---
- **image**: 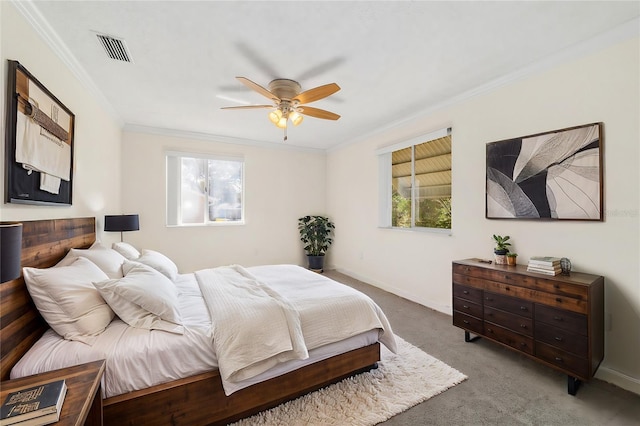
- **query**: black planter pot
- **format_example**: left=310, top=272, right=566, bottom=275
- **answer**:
left=307, top=255, right=325, bottom=272
left=494, top=249, right=508, bottom=265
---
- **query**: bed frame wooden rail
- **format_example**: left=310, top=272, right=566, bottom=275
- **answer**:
left=0, top=217, right=380, bottom=425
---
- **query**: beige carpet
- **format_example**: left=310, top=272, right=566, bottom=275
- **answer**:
left=231, top=336, right=467, bottom=426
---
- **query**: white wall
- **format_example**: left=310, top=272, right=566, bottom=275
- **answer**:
left=120, top=130, right=327, bottom=272
left=327, top=37, right=640, bottom=394
left=0, top=2, right=122, bottom=230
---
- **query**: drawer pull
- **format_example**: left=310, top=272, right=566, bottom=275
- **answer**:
left=520, top=306, right=528, bottom=311
left=520, top=342, right=527, bottom=347
left=486, top=297, right=493, bottom=301
left=486, top=328, right=493, bottom=333
left=553, top=316, right=564, bottom=322
left=463, top=320, right=470, bottom=324
left=505, top=276, right=511, bottom=280
left=463, top=290, right=469, bottom=294
left=463, top=305, right=470, bottom=309
left=520, top=324, right=527, bottom=329
left=555, top=357, right=563, bottom=362
left=554, top=336, right=563, bottom=341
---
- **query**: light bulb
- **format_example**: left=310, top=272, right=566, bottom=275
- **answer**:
left=276, top=116, right=288, bottom=128
left=290, top=111, right=303, bottom=126
left=268, top=109, right=282, bottom=124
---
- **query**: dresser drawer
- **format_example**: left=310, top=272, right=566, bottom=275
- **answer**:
left=484, top=306, right=533, bottom=337
left=484, top=292, right=533, bottom=318
left=535, top=324, right=588, bottom=356
left=484, top=322, right=534, bottom=355
left=453, top=283, right=483, bottom=304
left=536, top=341, right=589, bottom=379
left=453, top=297, right=483, bottom=318
left=453, top=311, right=483, bottom=335
left=535, top=304, right=587, bottom=335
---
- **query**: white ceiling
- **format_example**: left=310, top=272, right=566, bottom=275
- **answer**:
left=20, top=1, right=640, bottom=150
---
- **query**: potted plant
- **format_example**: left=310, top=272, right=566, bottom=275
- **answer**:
left=298, top=215, right=335, bottom=272
left=492, top=234, right=511, bottom=265
left=506, top=252, right=518, bottom=266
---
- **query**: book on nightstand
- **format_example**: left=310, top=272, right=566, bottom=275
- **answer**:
left=0, top=380, right=67, bottom=426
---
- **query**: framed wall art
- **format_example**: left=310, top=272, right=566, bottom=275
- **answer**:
left=486, top=122, right=603, bottom=221
left=4, top=60, right=75, bottom=205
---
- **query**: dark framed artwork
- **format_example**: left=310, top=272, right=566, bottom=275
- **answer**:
left=486, top=123, right=603, bottom=221
left=4, top=60, right=75, bottom=205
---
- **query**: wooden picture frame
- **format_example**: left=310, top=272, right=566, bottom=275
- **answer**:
left=4, top=60, right=75, bottom=205
left=486, top=123, right=603, bottom=221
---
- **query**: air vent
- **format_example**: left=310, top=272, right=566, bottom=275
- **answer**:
left=96, top=33, right=132, bottom=62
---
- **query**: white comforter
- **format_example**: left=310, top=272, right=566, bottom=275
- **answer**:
left=12, top=265, right=396, bottom=397
left=196, top=265, right=396, bottom=394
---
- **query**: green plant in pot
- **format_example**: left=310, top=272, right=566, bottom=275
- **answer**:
left=298, top=215, right=335, bottom=272
left=492, top=234, right=511, bottom=265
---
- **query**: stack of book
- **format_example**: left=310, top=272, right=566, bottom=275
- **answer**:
left=527, top=256, right=562, bottom=276
left=0, top=380, right=66, bottom=426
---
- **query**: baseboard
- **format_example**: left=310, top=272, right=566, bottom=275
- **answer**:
left=334, top=267, right=451, bottom=315
left=596, top=367, right=640, bottom=396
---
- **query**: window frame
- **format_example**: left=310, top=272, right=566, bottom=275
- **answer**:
left=166, top=150, right=245, bottom=227
left=377, top=127, right=452, bottom=233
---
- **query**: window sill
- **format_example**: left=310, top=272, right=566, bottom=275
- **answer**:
left=378, top=226, right=451, bottom=236
left=166, top=221, right=245, bottom=228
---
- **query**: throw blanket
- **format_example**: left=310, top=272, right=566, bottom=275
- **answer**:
left=195, top=266, right=308, bottom=388
left=196, top=265, right=397, bottom=396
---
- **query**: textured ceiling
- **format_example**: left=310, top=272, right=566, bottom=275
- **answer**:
left=19, top=1, right=640, bottom=150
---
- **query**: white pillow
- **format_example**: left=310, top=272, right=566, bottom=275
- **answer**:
left=112, top=242, right=141, bottom=260
left=23, top=257, right=115, bottom=345
left=58, top=242, right=126, bottom=278
left=93, top=262, right=183, bottom=334
left=136, top=249, right=179, bottom=280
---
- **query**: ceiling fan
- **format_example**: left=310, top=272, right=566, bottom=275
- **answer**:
left=221, top=77, right=341, bottom=141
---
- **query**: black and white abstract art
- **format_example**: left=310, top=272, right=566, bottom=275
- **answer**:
left=486, top=123, right=603, bottom=221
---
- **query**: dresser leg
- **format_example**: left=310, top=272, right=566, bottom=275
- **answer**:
left=568, top=376, right=581, bottom=395
left=464, top=331, right=481, bottom=342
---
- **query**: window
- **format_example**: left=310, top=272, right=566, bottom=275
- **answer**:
left=166, top=152, right=244, bottom=226
left=378, top=128, right=451, bottom=231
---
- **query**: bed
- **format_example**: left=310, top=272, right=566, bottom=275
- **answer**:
left=0, top=217, right=395, bottom=425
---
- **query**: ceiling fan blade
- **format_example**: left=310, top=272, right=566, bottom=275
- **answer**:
left=298, top=106, right=340, bottom=120
left=221, top=105, right=273, bottom=110
left=293, top=83, right=340, bottom=104
left=236, top=77, right=279, bottom=101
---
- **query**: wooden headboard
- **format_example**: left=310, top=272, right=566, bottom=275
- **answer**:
left=0, top=217, right=95, bottom=380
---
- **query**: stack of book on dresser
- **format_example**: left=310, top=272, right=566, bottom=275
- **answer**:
left=0, top=380, right=66, bottom=426
left=527, top=256, right=562, bottom=276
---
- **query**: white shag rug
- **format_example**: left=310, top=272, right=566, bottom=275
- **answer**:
left=231, top=336, right=467, bottom=426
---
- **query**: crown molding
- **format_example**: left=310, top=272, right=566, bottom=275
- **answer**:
left=123, top=124, right=324, bottom=153
left=330, top=17, right=640, bottom=153
left=11, top=0, right=123, bottom=126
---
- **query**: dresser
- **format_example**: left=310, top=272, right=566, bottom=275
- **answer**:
left=452, top=259, right=604, bottom=395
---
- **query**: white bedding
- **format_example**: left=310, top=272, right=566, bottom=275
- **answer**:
left=11, top=265, right=396, bottom=397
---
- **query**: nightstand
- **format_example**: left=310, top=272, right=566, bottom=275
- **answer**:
left=0, top=360, right=106, bottom=426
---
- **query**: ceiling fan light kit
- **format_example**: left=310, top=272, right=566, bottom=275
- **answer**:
left=222, top=77, right=340, bottom=141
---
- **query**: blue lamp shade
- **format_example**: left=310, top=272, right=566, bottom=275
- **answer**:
left=1, top=223, right=23, bottom=283
left=104, top=214, right=139, bottom=242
